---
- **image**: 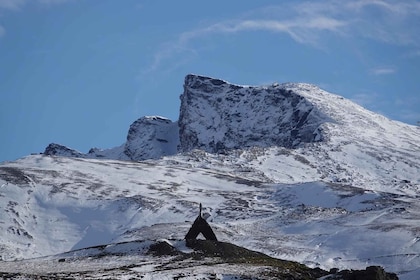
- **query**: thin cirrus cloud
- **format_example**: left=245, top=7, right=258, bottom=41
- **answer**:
left=0, top=0, right=69, bottom=9
left=147, top=0, right=420, bottom=73
left=180, top=17, right=347, bottom=45
left=37, top=0, right=71, bottom=5
left=147, top=16, right=348, bottom=73
left=350, top=92, right=381, bottom=108
left=0, top=0, right=26, bottom=10
left=370, top=67, right=397, bottom=76
left=0, top=0, right=71, bottom=38
left=0, top=0, right=67, bottom=10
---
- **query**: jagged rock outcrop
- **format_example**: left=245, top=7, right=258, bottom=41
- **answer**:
left=123, top=116, right=179, bottom=160
left=178, top=74, right=327, bottom=153
left=44, top=143, right=84, bottom=158
left=44, top=116, right=178, bottom=161
left=328, top=266, right=399, bottom=280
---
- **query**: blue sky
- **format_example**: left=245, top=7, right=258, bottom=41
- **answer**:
left=1, top=0, right=419, bottom=162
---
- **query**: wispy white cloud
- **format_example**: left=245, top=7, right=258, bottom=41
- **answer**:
left=396, top=109, right=420, bottom=125
left=146, top=0, right=420, bottom=73
left=289, top=0, right=420, bottom=46
left=370, top=67, right=397, bottom=75
left=180, top=17, right=347, bottom=44
left=346, top=0, right=420, bottom=16
left=350, top=92, right=380, bottom=107
left=0, top=0, right=72, bottom=38
left=349, top=90, right=420, bottom=125
left=0, top=0, right=26, bottom=10
left=406, top=49, right=420, bottom=57
left=392, top=95, right=420, bottom=124
left=37, top=0, right=71, bottom=5
left=146, top=16, right=347, bottom=73
left=0, top=0, right=71, bottom=11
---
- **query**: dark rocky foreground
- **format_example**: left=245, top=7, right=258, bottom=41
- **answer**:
left=0, top=239, right=399, bottom=279
left=174, top=240, right=398, bottom=280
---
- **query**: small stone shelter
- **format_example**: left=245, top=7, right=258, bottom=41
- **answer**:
left=185, top=203, right=217, bottom=241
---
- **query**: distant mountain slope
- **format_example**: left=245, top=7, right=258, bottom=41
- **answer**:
left=0, top=150, right=418, bottom=277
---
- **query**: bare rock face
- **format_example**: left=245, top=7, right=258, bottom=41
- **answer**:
left=178, top=74, right=327, bottom=153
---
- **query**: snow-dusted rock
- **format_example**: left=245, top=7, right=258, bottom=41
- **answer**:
left=123, top=116, right=179, bottom=160
left=43, top=116, right=178, bottom=161
left=179, top=74, right=328, bottom=153
left=44, top=143, right=84, bottom=158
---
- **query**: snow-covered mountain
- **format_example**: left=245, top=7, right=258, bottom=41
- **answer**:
left=44, top=116, right=179, bottom=161
left=1, top=74, right=419, bottom=279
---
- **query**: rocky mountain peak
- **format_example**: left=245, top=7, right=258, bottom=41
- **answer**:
left=123, top=116, right=179, bottom=160
left=44, top=143, right=84, bottom=158
left=43, top=74, right=418, bottom=161
left=184, top=74, right=232, bottom=93
left=179, top=74, right=327, bottom=153
left=43, top=116, right=178, bottom=161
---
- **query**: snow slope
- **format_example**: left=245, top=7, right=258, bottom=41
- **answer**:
left=1, top=75, right=419, bottom=278
left=0, top=150, right=418, bottom=278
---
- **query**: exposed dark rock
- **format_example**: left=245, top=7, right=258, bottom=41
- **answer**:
left=147, top=240, right=180, bottom=256
left=0, top=167, right=31, bottom=185
left=326, top=266, right=399, bottom=280
left=43, top=143, right=84, bottom=158
left=185, top=239, right=329, bottom=279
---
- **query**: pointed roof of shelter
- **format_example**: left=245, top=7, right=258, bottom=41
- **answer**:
left=185, top=203, right=217, bottom=241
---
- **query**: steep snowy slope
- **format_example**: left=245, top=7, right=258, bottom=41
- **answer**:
left=179, top=76, right=418, bottom=193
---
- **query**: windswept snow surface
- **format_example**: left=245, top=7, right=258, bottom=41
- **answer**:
left=0, top=147, right=419, bottom=277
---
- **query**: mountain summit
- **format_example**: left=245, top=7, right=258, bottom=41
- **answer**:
left=178, top=74, right=328, bottom=153
left=45, top=74, right=417, bottom=161
left=41, top=74, right=419, bottom=195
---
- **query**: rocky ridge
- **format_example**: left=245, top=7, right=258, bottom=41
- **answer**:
left=43, top=74, right=335, bottom=160
left=44, top=74, right=418, bottom=163
left=44, top=116, right=179, bottom=161
left=178, top=74, right=328, bottom=153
